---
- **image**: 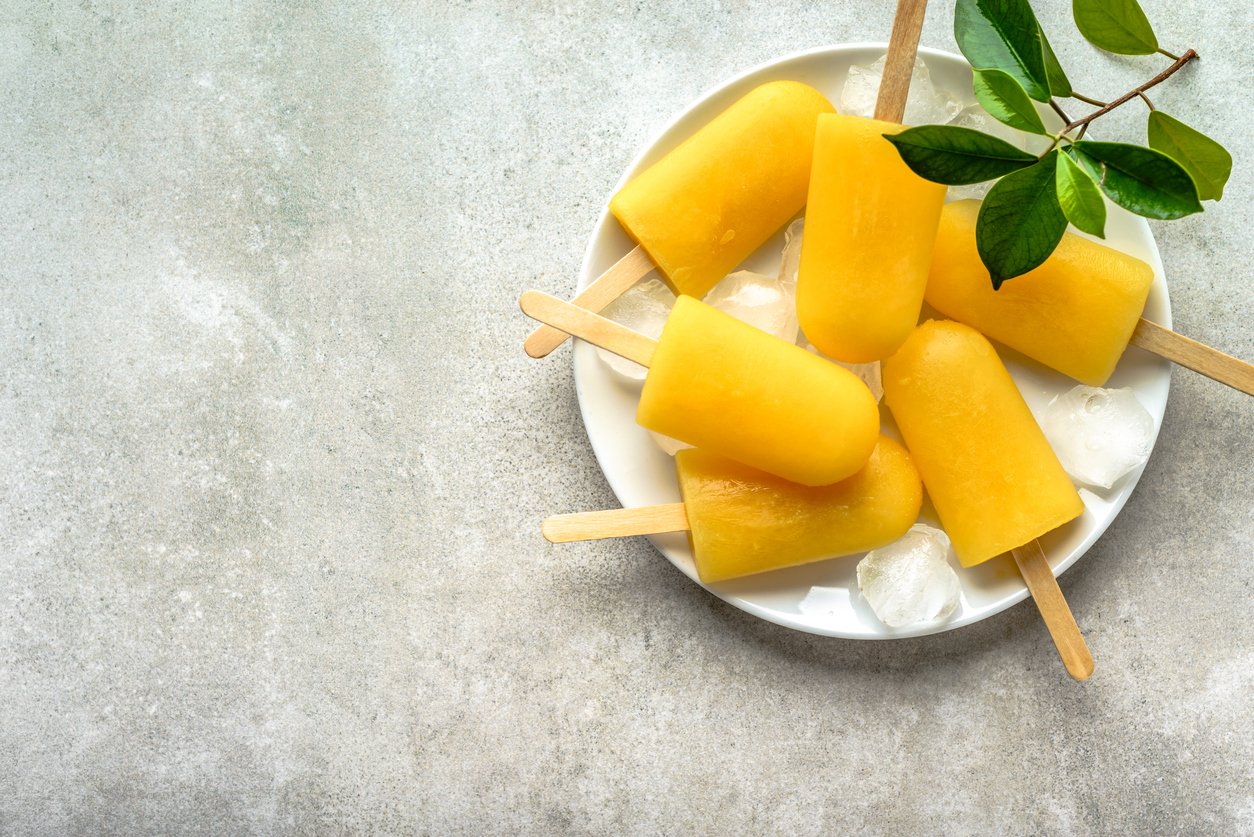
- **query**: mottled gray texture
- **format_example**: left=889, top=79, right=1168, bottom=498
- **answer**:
left=0, top=1, right=1251, bottom=834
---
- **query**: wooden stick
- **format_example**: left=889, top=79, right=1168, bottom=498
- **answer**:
left=1011, top=540, right=1094, bottom=681
left=542, top=504, right=690, bottom=543
left=523, top=245, right=656, bottom=359
left=519, top=289, right=657, bottom=367
left=1130, top=317, right=1254, bottom=396
left=875, top=0, right=930, bottom=123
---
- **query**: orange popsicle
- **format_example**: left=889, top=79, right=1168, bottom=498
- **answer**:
left=677, top=438, right=921, bottom=583
left=796, top=113, right=947, bottom=362
left=610, top=80, right=835, bottom=299
left=543, top=437, right=922, bottom=585
left=926, top=200, right=1155, bottom=386
left=638, top=295, right=879, bottom=486
left=883, top=320, right=1084, bottom=566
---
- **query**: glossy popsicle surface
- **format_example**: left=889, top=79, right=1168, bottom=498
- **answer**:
left=677, top=437, right=922, bottom=583
left=796, top=112, right=947, bottom=363
left=610, top=80, right=834, bottom=299
left=638, top=295, right=879, bottom=487
left=883, top=320, right=1084, bottom=566
left=926, top=200, right=1155, bottom=386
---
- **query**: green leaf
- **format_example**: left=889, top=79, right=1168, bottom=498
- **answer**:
left=1055, top=150, right=1107, bottom=237
left=955, top=0, right=1052, bottom=102
left=1071, top=141, right=1203, bottom=219
left=972, top=69, right=1049, bottom=135
left=884, top=126, right=1039, bottom=185
left=1147, top=111, right=1233, bottom=201
left=976, top=151, right=1069, bottom=287
left=1072, top=0, right=1159, bottom=55
left=1041, top=31, right=1073, bottom=97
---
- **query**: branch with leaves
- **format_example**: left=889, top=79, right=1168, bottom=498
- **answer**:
left=885, top=0, right=1233, bottom=288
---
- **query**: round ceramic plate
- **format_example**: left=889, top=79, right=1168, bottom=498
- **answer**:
left=572, top=43, right=1171, bottom=639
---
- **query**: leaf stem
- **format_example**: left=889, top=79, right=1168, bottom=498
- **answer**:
left=1062, top=49, right=1198, bottom=135
left=1137, top=92, right=1156, bottom=110
left=1157, top=48, right=1182, bottom=60
left=1071, top=92, right=1108, bottom=107
left=1048, top=99, right=1073, bottom=126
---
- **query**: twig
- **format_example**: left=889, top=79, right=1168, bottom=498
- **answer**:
left=1062, top=49, right=1198, bottom=135
left=1049, top=99, right=1073, bottom=125
left=1071, top=92, right=1108, bottom=107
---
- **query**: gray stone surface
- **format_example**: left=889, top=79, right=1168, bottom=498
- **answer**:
left=0, top=1, right=1251, bottom=834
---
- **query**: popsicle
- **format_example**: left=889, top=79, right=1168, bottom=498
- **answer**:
left=928, top=200, right=1254, bottom=393
left=883, top=319, right=1092, bottom=679
left=542, top=437, right=922, bottom=584
left=520, top=290, right=879, bottom=486
left=795, top=0, right=947, bottom=363
left=524, top=80, right=835, bottom=358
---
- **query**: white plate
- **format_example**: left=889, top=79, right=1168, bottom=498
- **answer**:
left=572, top=44, right=1171, bottom=639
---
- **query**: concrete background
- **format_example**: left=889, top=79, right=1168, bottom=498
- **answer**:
left=1, top=1, right=1250, bottom=833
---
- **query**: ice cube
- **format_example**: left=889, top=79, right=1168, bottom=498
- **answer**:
left=798, top=585, right=852, bottom=618
left=946, top=181, right=993, bottom=202
left=778, top=217, right=805, bottom=289
left=841, top=55, right=964, bottom=125
left=649, top=430, right=693, bottom=457
left=1037, top=385, right=1155, bottom=490
left=948, top=103, right=1027, bottom=148
left=801, top=341, right=883, bottom=402
left=596, top=277, right=675, bottom=383
left=856, top=524, right=960, bottom=628
left=704, top=269, right=798, bottom=344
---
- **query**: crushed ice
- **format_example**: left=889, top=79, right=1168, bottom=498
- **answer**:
left=857, top=524, right=960, bottom=628
left=598, top=247, right=800, bottom=387
left=1038, top=385, right=1155, bottom=490
left=778, top=218, right=805, bottom=288
left=840, top=55, right=964, bottom=126
left=649, top=430, right=692, bottom=456
left=595, top=277, right=674, bottom=382
left=704, top=269, right=798, bottom=345
left=802, top=341, right=883, bottom=402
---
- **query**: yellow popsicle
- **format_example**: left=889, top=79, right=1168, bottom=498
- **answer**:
left=610, top=81, right=835, bottom=299
left=677, top=437, right=922, bottom=583
left=638, top=295, right=879, bottom=487
left=796, top=113, right=947, bottom=363
left=883, top=320, right=1084, bottom=566
left=926, top=200, right=1155, bottom=386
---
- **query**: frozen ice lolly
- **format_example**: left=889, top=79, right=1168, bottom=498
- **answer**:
left=542, top=436, right=922, bottom=584
left=677, top=437, right=921, bottom=583
left=638, top=295, right=879, bottom=486
left=926, top=200, right=1155, bottom=386
left=883, top=320, right=1084, bottom=567
left=610, top=80, right=835, bottom=299
left=519, top=290, right=879, bottom=486
left=796, top=113, right=947, bottom=363
left=524, top=80, right=835, bottom=358
left=793, top=0, right=944, bottom=364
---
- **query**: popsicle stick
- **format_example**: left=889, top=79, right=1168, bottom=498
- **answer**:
left=1011, top=540, right=1094, bottom=681
left=523, top=245, right=656, bottom=359
left=1130, top=317, right=1254, bottom=396
left=520, top=289, right=657, bottom=367
left=875, top=0, right=930, bottom=123
left=542, top=504, right=690, bottom=543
